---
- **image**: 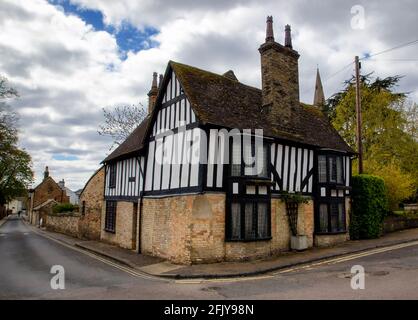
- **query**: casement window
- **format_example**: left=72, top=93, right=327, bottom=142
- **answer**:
left=317, top=202, right=346, bottom=233
left=109, top=164, right=117, bottom=188
left=230, top=137, right=269, bottom=178
left=228, top=199, right=270, bottom=241
left=105, top=200, right=117, bottom=233
left=318, top=154, right=344, bottom=184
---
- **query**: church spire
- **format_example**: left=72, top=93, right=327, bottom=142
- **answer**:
left=313, top=68, right=325, bottom=108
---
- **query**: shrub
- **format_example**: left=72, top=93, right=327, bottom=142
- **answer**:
left=365, top=160, right=415, bottom=211
left=52, top=203, right=77, bottom=214
left=350, top=174, right=388, bottom=239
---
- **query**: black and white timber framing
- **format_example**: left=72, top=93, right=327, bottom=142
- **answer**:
left=104, top=67, right=352, bottom=200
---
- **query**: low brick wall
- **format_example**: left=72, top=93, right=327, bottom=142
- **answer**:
left=384, top=215, right=418, bottom=234
left=45, top=212, right=80, bottom=237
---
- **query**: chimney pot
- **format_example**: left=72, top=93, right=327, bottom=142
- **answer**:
left=265, top=16, right=274, bottom=42
left=285, top=24, right=292, bottom=48
left=147, top=72, right=159, bottom=114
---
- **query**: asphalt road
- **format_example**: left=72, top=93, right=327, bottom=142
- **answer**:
left=1, top=216, right=418, bottom=299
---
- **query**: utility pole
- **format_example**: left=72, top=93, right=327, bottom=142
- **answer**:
left=355, top=55, right=363, bottom=174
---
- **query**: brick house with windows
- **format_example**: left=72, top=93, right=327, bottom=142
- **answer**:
left=28, top=166, right=70, bottom=226
left=101, top=17, right=354, bottom=264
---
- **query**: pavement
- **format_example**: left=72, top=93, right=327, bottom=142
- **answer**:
left=24, top=218, right=418, bottom=279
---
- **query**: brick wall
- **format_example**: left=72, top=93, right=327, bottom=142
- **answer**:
left=101, top=200, right=137, bottom=250
left=32, top=177, right=69, bottom=209
left=141, top=193, right=315, bottom=264
left=78, top=167, right=104, bottom=240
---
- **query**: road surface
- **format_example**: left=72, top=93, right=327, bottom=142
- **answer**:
left=1, top=216, right=417, bottom=299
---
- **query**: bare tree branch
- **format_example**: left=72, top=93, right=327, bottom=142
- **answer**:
left=98, top=103, right=147, bottom=150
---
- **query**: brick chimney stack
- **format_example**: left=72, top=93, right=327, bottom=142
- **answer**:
left=265, top=16, right=274, bottom=42
left=158, top=74, right=163, bottom=89
left=259, top=17, right=300, bottom=125
left=43, top=166, right=49, bottom=180
left=284, top=24, right=292, bottom=48
left=147, top=72, right=158, bottom=114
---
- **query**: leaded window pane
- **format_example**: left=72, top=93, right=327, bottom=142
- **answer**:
left=245, top=202, right=255, bottom=239
left=329, top=157, right=337, bottom=183
left=230, top=202, right=241, bottom=240
left=243, top=140, right=254, bottom=176
left=336, top=156, right=343, bottom=184
left=231, top=138, right=241, bottom=176
left=257, top=202, right=268, bottom=238
left=318, top=155, right=327, bottom=183
left=338, top=202, right=345, bottom=231
left=319, top=204, right=328, bottom=232
left=330, top=203, right=339, bottom=232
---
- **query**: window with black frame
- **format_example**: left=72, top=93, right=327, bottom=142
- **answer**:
left=227, top=136, right=271, bottom=241
left=317, top=202, right=346, bottom=233
left=231, top=135, right=268, bottom=178
left=318, top=154, right=344, bottom=184
left=316, top=153, right=347, bottom=233
left=228, top=198, right=270, bottom=241
left=105, top=200, right=117, bottom=232
left=109, top=163, right=117, bottom=188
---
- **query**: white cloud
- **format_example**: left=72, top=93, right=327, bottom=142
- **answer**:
left=1, top=0, right=417, bottom=190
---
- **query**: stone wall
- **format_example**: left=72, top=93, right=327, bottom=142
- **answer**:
left=45, top=213, right=80, bottom=237
left=384, top=215, right=418, bottom=233
left=101, top=201, right=137, bottom=250
left=78, top=167, right=104, bottom=240
left=141, top=193, right=315, bottom=264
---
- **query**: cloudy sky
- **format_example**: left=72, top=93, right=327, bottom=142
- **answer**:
left=1, top=0, right=417, bottom=190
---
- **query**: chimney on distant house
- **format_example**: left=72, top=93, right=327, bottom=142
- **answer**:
left=58, top=179, right=65, bottom=190
left=259, top=16, right=300, bottom=125
left=43, top=166, right=49, bottom=180
left=313, top=68, right=326, bottom=109
left=147, top=72, right=158, bottom=114
left=158, top=74, right=163, bottom=89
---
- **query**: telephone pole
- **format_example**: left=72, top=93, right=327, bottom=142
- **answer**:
left=355, top=56, right=363, bottom=174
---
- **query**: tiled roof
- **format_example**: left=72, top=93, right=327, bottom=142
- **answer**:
left=170, top=61, right=354, bottom=153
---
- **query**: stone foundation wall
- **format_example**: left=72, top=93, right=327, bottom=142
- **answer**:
left=141, top=193, right=315, bottom=264
left=101, top=201, right=137, bottom=250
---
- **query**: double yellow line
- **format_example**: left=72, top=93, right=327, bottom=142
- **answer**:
left=274, top=240, right=418, bottom=275
left=29, top=225, right=169, bottom=283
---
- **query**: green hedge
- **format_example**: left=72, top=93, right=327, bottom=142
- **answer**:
left=52, top=203, right=77, bottom=214
left=350, top=174, right=388, bottom=239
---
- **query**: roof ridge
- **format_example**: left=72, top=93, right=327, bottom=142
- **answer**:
left=170, top=60, right=262, bottom=93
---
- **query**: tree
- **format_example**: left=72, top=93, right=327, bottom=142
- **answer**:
left=0, top=76, right=33, bottom=205
left=327, top=73, right=418, bottom=208
left=98, top=103, right=147, bottom=150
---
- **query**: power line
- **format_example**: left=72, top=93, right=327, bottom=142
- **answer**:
left=360, top=39, right=418, bottom=60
